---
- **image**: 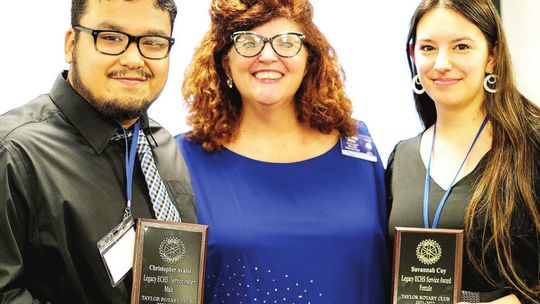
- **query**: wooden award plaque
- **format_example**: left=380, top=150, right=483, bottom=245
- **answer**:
left=392, top=227, right=463, bottom=304
left=131, top=219, right=208, bottom=304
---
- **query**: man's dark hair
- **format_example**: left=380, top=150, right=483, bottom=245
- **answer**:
left=71, top=0, right=178, bottom=33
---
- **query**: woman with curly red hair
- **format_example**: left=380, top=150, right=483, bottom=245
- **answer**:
left=176, top=0, right=389, bottom=302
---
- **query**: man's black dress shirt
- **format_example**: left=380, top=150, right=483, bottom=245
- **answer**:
left=0, top=72, right=197, bottom=303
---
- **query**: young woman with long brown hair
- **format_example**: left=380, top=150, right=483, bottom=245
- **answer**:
left=387, top=0, right=540, bottom=303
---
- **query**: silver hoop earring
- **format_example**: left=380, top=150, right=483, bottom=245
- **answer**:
left=412, top=74, right=425, bottom=94
left=483, top=74, right=497, bottom=93
left=226, top=78, right=234, bottom=89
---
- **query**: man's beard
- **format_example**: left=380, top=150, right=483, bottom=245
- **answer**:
left=70, top=52, right=157, bottom=122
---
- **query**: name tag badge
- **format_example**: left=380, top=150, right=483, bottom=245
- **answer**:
left=340, top=135, right=378, bottom=162
left=97, top=214, right=136, bottom=287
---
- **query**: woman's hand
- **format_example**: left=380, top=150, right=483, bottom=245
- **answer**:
left=458, top=294, right=521, bottom=304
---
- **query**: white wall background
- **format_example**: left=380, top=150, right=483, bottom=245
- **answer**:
left=501, top=0, right=540, bottom=104
left=0, top=1, right=537, bottom=165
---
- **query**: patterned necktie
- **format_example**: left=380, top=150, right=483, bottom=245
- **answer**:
left=135, top=130, right=181, bottom=222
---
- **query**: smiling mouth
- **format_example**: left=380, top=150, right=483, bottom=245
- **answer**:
left=253, top=71, right=283, bottom=81
left=432, top=78, right=461, bottom=87
left=111, top=77, right=148, bottom=86
left=114, top=76, right=146, bottom=80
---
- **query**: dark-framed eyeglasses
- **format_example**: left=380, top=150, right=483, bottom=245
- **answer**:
left=73, top=25, right=175, bottom=60
left=231, top=31, right=305, bottom=58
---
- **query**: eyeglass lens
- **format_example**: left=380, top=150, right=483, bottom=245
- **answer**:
left=95, top=31, right=171, bottom=59
left=234, top=33, right=303, bottom=57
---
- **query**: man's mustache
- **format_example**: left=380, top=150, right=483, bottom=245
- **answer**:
left=107, top=70, right=153, bottom=80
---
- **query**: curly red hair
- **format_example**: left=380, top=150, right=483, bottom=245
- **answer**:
left=183, top=0, right=356, bottom=152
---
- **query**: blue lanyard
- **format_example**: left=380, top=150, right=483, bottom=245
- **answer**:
left=120, top=120, right=141, bottom=216
left=423, top=117, right=488, bottom=228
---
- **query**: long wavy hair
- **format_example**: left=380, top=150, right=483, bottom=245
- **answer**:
left=182, top=0, right=356, bottom=152
left=407, top=0, right=540, bottom=301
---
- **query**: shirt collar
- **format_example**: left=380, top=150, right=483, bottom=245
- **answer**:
left=49, top=71, right=149, bottom=154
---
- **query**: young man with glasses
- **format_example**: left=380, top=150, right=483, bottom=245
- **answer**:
left=0, top=0, right=195, bottom=303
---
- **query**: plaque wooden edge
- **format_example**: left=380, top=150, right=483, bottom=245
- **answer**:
left=130, top=218, right=209, bottom=304
left=453, top=231, right=463, bottom=303
left=391, top=228, right=402, bottom=304
left=391, top=227, right=464, bottom=304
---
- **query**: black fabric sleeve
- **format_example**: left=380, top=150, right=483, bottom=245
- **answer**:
left=384, top=143, right=399, bottom=256
left=385, top=143, right=401, bottom=222
left=0, top=143, right=45, bottom=303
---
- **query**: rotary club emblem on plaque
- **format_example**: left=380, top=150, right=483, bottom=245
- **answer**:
left=416, top=239, right=442, bottom=265
left=159, top=237, right=186, bottom=264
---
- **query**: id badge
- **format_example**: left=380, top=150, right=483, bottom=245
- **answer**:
left=340, top=135, right=378, bottom=162
left=97, top=214, right=136, bottom=287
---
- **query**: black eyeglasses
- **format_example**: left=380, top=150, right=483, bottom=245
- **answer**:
left=73, top=25, right=175, bottom=60
left=231, top=31, right=305, bottom=58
